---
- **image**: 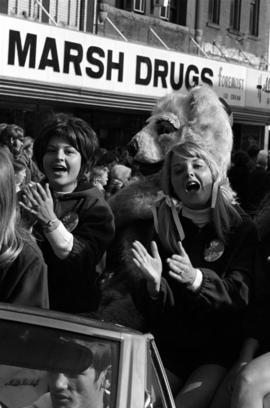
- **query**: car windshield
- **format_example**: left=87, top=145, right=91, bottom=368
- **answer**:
left=0, top=319, right=119, bottom=408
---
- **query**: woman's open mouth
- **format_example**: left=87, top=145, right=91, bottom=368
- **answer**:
left=52, top=165, right=67, bottom=174
left=185, top=180, right=200, bottom=192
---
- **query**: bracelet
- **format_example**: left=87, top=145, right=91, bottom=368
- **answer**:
left=46, top=218, right=58, bottom=227
left=42, top=218, right=59, bottom=233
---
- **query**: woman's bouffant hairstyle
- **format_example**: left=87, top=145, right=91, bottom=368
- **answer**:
left=0, top=149, right=25, bottom=267
left=0, top=124, right=24, bottom=146
left=33, top=113, right=99, bottom=180
left=156, top=141, right=241, bottom=253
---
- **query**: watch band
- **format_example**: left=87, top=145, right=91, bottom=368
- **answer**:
left=46, top=218, right=58, bottom=227
left=42, top=218, right=60, bottom=233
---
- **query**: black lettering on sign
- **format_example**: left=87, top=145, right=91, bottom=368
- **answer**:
left=153, top=59, right=168, bottom=88
left=106, top=50, right=124, bottom=81
left=201, top=67, right=213, bottom=86
left=135, top=56, right=152, bottom=85
left=63, top=41, right=83, bottom=75
left=86, top=46, right=104, bottom=78
left=185, top=64, right=199, bottom=89
left=38, top=37, right=60, bottom=71
left=170, top=62, right=184, bottom=90
left=8, top=30, right=36, bottom=68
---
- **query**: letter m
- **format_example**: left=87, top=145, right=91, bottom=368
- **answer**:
left=8, top=30, right=36, bottom=68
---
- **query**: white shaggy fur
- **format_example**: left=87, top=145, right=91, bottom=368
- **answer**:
left=131, top=85, right=233, bottom=177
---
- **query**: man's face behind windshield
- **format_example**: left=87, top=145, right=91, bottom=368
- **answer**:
left=48, top=366, right=105, bottom=408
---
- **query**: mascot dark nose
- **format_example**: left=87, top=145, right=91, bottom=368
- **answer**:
left=127, top=139, right=138, bottom=157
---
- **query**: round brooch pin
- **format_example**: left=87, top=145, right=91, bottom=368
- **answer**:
left=61, top=211, right=79, bottom=232
left=204, top=239, right=225, bottom=262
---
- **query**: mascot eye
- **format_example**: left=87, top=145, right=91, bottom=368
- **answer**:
left=156, top=120, right=176, bottom=135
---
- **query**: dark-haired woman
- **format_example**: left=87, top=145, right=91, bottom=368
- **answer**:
left=20, top=114, right=115, bottom=313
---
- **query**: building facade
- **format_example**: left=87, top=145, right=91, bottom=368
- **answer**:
left=0, top=0, right=269, bottom=151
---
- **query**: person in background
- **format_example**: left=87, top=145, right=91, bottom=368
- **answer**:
left=0, top=124, right=25, bottom=159
left=247, top=145, right=259, bottom=172
left=0, top=148, right=49, bottom=308
left=19, top=113, right=115, bottom=313
left=94, top=148, right=119, bottom=169
left=23, top=136, right=34, bottom=159
left=107, top=163, right=132, bottom=196
left=246, top=149, right=270, bottom=217
left=13, top=156, right=27, bottom=192
left=23, top=136, right=44, bottom=183
left=0, top=123, right=32, bottom=185
left=228, top=150, right=251, bottom=212
left=90, top=166, right=109, bottom=197
left=131, top=141, right=257, bottom=408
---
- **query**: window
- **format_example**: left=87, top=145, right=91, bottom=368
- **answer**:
left=116, top=0, right=145, bottom=13
left=41, top=0, right=50, bottom=23
left=133, top=0, right=145, bottom=13
left=171, top=0, right=187, bottom=26
left=158, top=0, right=186, bottom=25
left=230, top=0, right=242, bottom=31
left=249, top=0, right=260, bottom=36
left=160, top=4, right=169, bottom=20
left=0, top=320, right=119, bottom=408
left=0, top=0, right=8, bottom=14
left=79, top=0, right=85, bottom=30
left=208, top=0, right=220, bottom=24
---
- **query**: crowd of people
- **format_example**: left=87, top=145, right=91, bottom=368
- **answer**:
left=228, top=146, right=270, bottom=216
left=1, top=113, right=270, bottom=408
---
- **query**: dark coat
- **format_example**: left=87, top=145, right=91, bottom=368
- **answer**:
left=0, top=239, right=49, bottom=308
left=35, top=182, right=115, bottom=313
left=147, top=210, right=257, bottom=377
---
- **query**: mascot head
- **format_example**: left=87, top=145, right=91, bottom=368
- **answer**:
left=127, top=85, right=233, bottom=178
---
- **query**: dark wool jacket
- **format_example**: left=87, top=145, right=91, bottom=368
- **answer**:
left=0, top=239, right=49, bottom=308
left=144, top=208, right=257, bottom=377
left=35, top=182, right=115, bottom=314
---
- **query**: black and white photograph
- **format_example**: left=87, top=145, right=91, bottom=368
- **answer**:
left=0, top=0, right=269, bottom=407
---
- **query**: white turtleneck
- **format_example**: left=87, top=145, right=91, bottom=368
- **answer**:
left=180, top=206, right=212, bottom=291
left=182, top=206, right=211, bottom=228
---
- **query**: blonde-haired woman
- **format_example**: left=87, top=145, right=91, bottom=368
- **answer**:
left=132, top=141, right=257, bottom=408
left=0, top=148, right=48, bottom=307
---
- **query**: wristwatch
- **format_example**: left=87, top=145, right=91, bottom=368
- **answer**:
left=42, top=218, right=59, bottom=232
left=46, top=218, right=58, bottom=227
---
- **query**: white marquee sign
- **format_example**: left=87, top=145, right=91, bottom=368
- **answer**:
left=0, top=14, right=269, bottom=112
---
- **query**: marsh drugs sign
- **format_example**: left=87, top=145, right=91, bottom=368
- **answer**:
left=0, top=14, right=267, bottom=110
